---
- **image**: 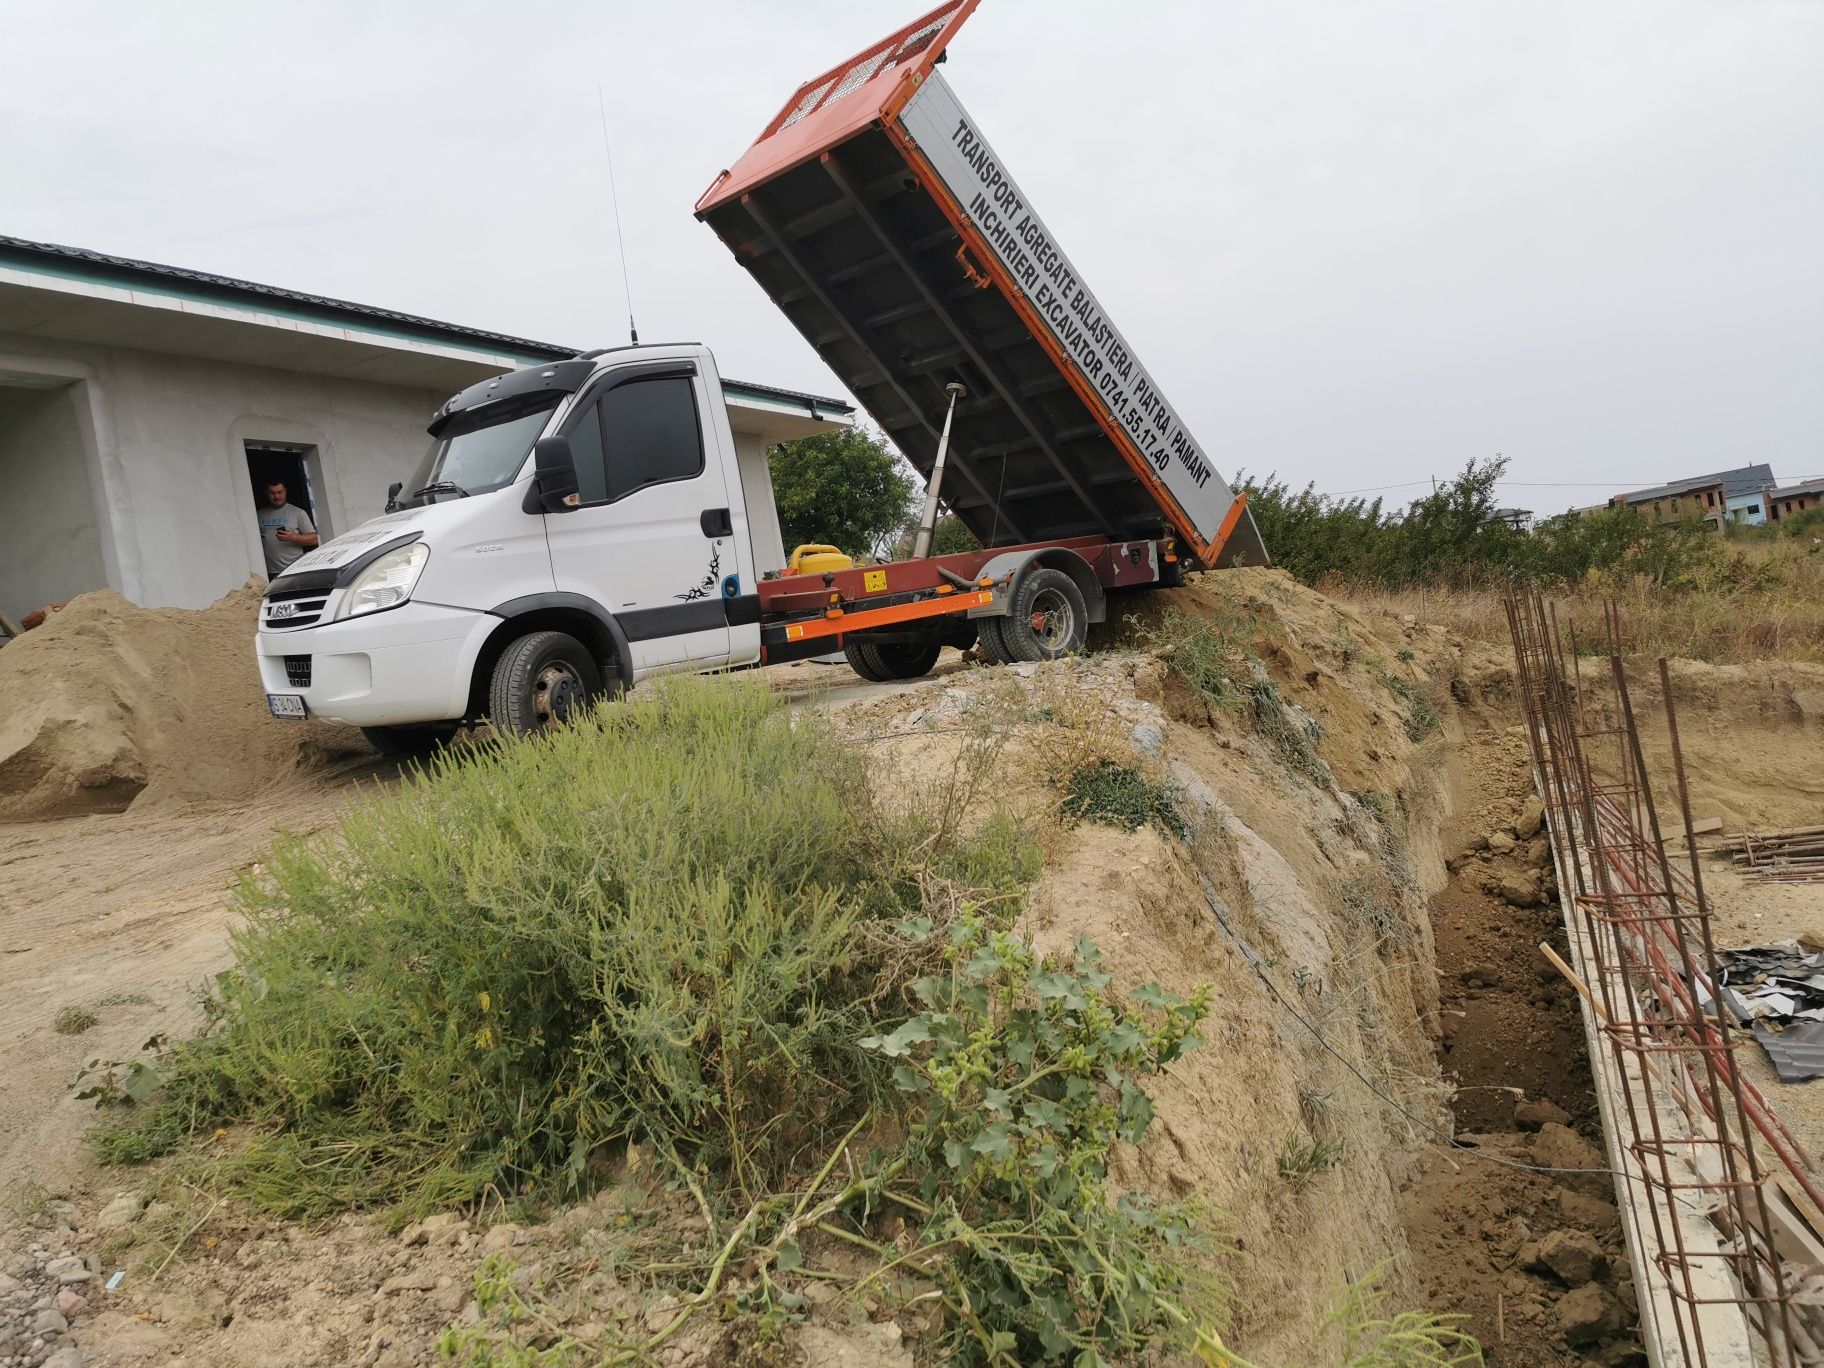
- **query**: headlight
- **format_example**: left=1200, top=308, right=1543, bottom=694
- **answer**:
left=337, top=542, right=429, bottom=620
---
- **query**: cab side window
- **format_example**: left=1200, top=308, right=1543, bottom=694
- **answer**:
left=601, top=377, right=703, bottom=500
left=566, top=399, right=609, bottom=504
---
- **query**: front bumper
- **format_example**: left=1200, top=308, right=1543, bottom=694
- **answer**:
left=255, top=602, right=496, bottom=727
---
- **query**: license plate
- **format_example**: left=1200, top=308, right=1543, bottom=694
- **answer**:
left=267, top=694, right=307, bottom=719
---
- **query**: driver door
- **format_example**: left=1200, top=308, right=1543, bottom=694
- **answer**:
left=543, top=361, right=733, bottom=674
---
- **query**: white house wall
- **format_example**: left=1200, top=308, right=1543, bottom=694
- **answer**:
left=0, top=330, right=446, bottom=609
left=733, top=430, right=788, bottom=577
left=0, top=381, right=107, bottom=619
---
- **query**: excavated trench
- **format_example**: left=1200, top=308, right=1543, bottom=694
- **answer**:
left=1402, top=650, right=1824, bottom=1368
left=1398, top=672, right=1643, bottom=1368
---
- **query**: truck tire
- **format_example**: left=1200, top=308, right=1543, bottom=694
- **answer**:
left=844, top=640, right=941, bottom=681
left=843, top=641, right=892, bottom=682
left=868, top=641, right=942, bottom=679
left=975, top=616, right=1014, bottom=665
left=998, top=567, right=1089, bottom=663
left=361, top=724, right=459, bottom=760
left=488, top=630, right=604, bottom=737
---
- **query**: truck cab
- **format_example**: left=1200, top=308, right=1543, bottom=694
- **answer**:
left=255, top=343, right=764, bottom=754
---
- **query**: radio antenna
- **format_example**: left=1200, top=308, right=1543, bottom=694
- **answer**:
left=596, top=85, right=638, bottom=345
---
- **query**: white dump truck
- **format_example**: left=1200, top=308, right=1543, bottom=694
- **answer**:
left=255, top=0, right=1265, bottom=752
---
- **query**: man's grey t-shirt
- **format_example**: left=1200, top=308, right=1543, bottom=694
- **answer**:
left=258, top=502, right=316, bottom=575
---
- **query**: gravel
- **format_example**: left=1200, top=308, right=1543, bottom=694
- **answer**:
left=0, top=1234, right=99, bottom=1368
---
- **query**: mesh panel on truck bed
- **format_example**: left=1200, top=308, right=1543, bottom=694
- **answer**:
left=696, top=1, right=1267, bottom=568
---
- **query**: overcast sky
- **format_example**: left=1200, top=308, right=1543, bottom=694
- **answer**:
left=1, top=0, right=1819, bottom=515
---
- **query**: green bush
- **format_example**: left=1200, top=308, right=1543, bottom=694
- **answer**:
left=861, top=917, right=1221, bottom=1364
left=94, top=677, right=1027, bottom=1216
left=1782, top=505, right=1824, bottom=539
left=1240, top=456, right=1719, bottom=591
left=438, top=917, right=1228, bottom=1367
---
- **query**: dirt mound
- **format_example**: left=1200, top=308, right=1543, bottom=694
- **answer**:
left=0, top=583, right=364, bottom=820
left=1621, top=658, right=1824, bottom=829
left=825, top=572, right=1461, bottom=1362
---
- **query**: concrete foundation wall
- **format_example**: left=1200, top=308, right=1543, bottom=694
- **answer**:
left=0, top=331, right=446, bottom=609
left=0, top=382, right=108, bottom=620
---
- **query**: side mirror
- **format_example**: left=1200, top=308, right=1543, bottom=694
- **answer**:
left=532, top=435, right=579, bottom=513
left=385, top=480, right=403, bottom=512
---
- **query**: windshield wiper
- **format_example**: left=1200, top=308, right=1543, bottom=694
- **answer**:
left=411, top=480, right=472, bottom=501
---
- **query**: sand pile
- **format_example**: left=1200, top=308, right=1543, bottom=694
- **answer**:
left=0, top=581, right=364, bottom=821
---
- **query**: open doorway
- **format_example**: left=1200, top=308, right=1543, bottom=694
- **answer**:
left=0, top=376, right=107, bottom=621
left=245, top=442, right=324, bottom=580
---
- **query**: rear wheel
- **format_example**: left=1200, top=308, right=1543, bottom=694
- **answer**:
left=998, top=568, right=1089, bottom=663
left=843, top=640, right=891, bottom=682
left=488, top=630, right=604, bottom=737
left=361, top=724, right=459, bottom=759
left=844, top=640, right=942, bottom=681
left=976, top=616, right=1014, bottom=665
left=867, top=641, right=942, bottom=679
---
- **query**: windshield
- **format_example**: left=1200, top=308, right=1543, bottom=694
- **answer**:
left=401, top=394, right=561, bottom=507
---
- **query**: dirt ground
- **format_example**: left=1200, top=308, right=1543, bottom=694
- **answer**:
left=1, top=576, right=1816, bottom=1368
left=0, top=787, right=378, bottom=1187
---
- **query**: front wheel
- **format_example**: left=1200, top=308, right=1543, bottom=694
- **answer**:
left=361, top=724, right=459, bottom=759
left=488, top=630, right=605, bottom=737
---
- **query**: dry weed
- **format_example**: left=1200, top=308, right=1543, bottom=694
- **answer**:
left=1335, top=540, right=1824, bottom=663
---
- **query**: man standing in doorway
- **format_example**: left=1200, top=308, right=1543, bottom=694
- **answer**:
left=258, top=480, right=318, bottom=577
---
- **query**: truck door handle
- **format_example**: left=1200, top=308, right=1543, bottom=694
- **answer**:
left=700, top=507, right=733, bottom=538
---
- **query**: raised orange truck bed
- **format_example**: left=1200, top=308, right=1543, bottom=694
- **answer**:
left=697, top=0, right=1267, bottom=572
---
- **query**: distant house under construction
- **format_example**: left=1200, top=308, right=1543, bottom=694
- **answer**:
left=1606, top=464, right=1775, bottom=531
left=1766, top=477, right=1824, bottom=526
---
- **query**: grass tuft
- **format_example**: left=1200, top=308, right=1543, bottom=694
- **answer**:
left=1327, top=1268, right=1483, bottom=1367
left=53, top=1006, right=99, bottom=1036
left=1380, top=672, right=1441, bottom=742
left=1060, top=759, right=1186, bottom=838
left=1132, top=609, right=1332, bottom=782
left=1278, top=1134, right=1345, bottom=1190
